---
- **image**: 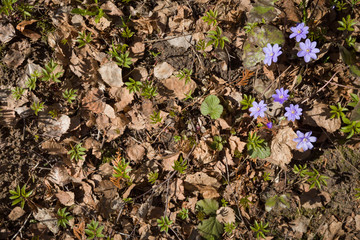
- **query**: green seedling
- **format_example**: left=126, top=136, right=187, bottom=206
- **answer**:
left=147, top=171, right=158, bottom=185
left=346, top=36, right=356, bottom=48
left=240, top=94, right=255, bottom=110
left=177, top=208, right=189, bottom=220
left=172, top=154, right=187, bottom=174
left=76, top=31, right=92, bottom=48
left=338, top=15, right=357, bottom=32
left=113, top=157, right=132, bottom=180
left=123, top=197, right=133, bottom=203
left=25, top=71, right=41, bottom=91
left=206, top=26, right=229, bottom=49
left=336, top=0, right=347, bottom=10
left=196, top=39, right=207, bottom=57
left=17, top=2, right=33, bottom=19
left=239, top=196, right=252, bottom=209
left=121, top=26, right=134, bottom=38
left=85, top=220, right=105, bottom=239
left=9, top=184, right=33, bottom=209
left=31, top=101, right=44, bottom=116
left=348, top=93, right=359, bottom=107
left=149, top=50, right=161, bottom=58
left=68, top=143, right=86, bottom=162
left=330, top=103, right=348, bottom=119
left=200, top=95, right=223, bottom=120
left=262, top=172, right=271, bottom=181
left=57, top=207, right=73, bottom=228
left=71, top=0, right=105, bottom=24
left=125, top=77, right=142, bottom=94
left=251, top=220, right=269, bottom=239
left=62, top=89, right=78, bottom=104
left=41, top=59, right=63, bottom=83
left=49, top=109, right=58, bottom=119
left=355, top=188, right=360, bottom=200
left=202, top=9, right=218, bottom=26
left=224, top=222, right=236, bottom=235
left=149, top=111, right=162, bottom=124
left=176, top=68, right=192, bottom=85
left=108, top=43, right=133, bottom=68
left=157, top=216, right=173, bottom=233
left=0, top=0, right=17, bottom=15
left=244, top=22, right=259, bottom=33
left=247, top=132, right=271, bottom=159
left=306, top=168, right=329, bottom=190
left=265, top=194, right=290, bottom=212
left=293, top=164, right=310, bottom=178
left=221, top=198, right=228, bottom=207
left=184, top=90, right=194, bottom=101
left=173, top=135, right=182, bottom=142
left=12, top=87, right=25, bottom=100
left=141, top=80, right=158, bottom=99
left=210, top=135, right=226, bottom=151
left=340, top=117, right=360, bottom=139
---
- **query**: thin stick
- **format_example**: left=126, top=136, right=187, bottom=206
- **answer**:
left=11, top=213, right=32, bottom=240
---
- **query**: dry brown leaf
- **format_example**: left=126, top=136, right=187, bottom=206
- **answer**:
left=110, top=87, right=134, bottom=112
left=228, top=136, right=246, bottom=156
left=41, top=114, right=71, bottom=139
left=161, top=152, right=181, bottom=171
left=33, top=208, right=59, bottom=234
left=126, top=143, right=146, bottom=163
left=281, top=1, right=301, bottom=22
left=184, top=172, right=221, bottom=189
left=192, top=140, right=213, bottom=164
left=82, top=88, right=106, bottom=114
left=16, top=20, right=41, bottom=41
left=99, top=61, right=123, bottom=87
left=41, top=140, right=67, bottom=155
left=48, top=164, right=72, bottom=187
left=236, top=69, right=254, bottom=86
left=8, top=207, right=25, bottom=221
left=216, top=207, right=236, bottom=224
left=154, top=62, right=174, bottom=80
left=161, top=76, right=196, bottom=100
left=265, top=126, right=298, bottom=169
left=0, top=23, right=16, bottom=43
left=55, top=191, right=75, bottom=206
left=303, top=103, right=341, bottom=133
left=73, top=221, right=85, bottom=240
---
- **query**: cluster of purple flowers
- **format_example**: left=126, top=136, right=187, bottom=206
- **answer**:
left=248, top=87, right=316, bottom=151
left=262, top=22, right=320, bottom=65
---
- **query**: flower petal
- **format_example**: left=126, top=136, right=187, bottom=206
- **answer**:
left=304, top=54, right=311, bottom=62
left=296, top=131, right=305, bottom=138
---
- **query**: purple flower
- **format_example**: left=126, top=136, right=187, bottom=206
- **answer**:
left=272, top=88, right=289, bottom=104
left=266, top=122, right=273, bottom=129
left=289, top=23, right=309, bottom=42
left=297, top=39, right=320, bottom=63
left=284, top=104, right=302, bottom=121
left=249, top=100, right=267, bottom=119
left=263, top=43, right=282, bottom=66
left=293, top=131, right=316, bottom=151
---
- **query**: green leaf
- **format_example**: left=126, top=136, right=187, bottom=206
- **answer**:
left=197, top=217, right=224, bottom=240
left=248, top=143, right=271, bottom=159
left=196, top=199, right=219, bottom=215
left=200, top=95, right=223, bottom=119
